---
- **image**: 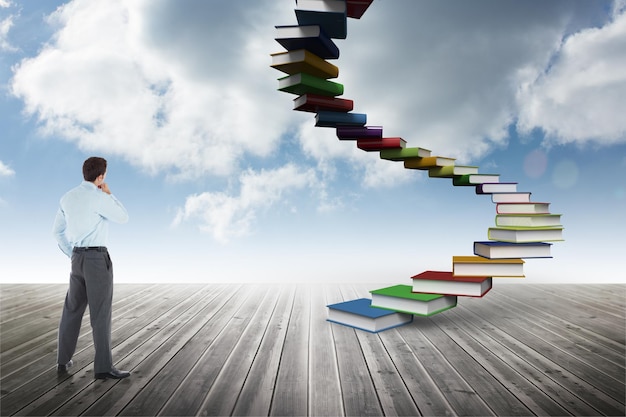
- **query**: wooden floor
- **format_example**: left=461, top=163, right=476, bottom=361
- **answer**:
left=0, top=283, right=624, bottom=417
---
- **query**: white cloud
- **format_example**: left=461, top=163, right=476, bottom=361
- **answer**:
left=10, top=0, right=294, bottom=179
left=173, top=163, right=319, bottom=242
left=0, top=160, right=15, bottom=177
left=0, top=1, right=11, bottom=8
left=1, top=13, right=15, bottom=52
left=517, top=6, right=626, bottom=145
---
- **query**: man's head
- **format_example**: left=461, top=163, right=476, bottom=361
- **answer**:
left=83, top=157, right=107, bottom=184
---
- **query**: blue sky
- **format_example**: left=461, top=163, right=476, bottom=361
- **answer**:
left=1, top=0, right=625, bottom=284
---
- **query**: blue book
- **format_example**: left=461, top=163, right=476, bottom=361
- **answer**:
left=275, top=25, right=339, bottom=59
left=315, top=111, right=367, bottom=127
left=327, top=298, right=413, bottom=333
left=474, top=241, right=552, bottom=259
left=295, top=0, right=348, bottom=39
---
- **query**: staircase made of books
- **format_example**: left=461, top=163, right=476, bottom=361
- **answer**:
left=272, top=0, right=564, bottom=333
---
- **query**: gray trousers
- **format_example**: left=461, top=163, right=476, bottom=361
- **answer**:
left=57, top=248, right=114, bottom=373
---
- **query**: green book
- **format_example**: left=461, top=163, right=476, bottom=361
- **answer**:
left=453, top=173, right=500, bottom=186
left=370, top=284, right=457, bottom=316
left=278, top=72, right=344, bottom=96
left=379, top=147, right=431, bottom=161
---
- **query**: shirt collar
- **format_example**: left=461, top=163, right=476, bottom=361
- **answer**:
left=81, top=181, right=99, bottom=191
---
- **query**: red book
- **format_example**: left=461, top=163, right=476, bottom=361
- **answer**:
left=411, top=271, right=492, bottom=297
left=293, top=93, right=354, bottom=113
left=357, top=137, right=406, bottom=151
left=346, top=0, right=374, bottom=19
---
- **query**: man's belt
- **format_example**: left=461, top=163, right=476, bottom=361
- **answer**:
left=73, top=246, right=107, bottom=252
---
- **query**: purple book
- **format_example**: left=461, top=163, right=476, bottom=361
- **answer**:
left=336, top=125, right=383, bottom=140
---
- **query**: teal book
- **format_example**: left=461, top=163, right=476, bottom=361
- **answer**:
left=315, top=111, right=367, bottom=127
left=370, top=285, right=457, bottom=316
left=278, top=73, right=344, bottom=96
left=327, top=298, right=413, bottom=333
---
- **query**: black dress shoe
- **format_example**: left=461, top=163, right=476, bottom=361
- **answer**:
left=57, top=360, right=73, bottom=373
left=95, top=368, right=130, bottom=380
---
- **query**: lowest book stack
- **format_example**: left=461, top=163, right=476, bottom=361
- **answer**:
left=272, top=1, right=564, bottom=332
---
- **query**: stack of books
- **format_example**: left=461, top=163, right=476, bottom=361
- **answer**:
left=272, top=0, right=564, bottom=333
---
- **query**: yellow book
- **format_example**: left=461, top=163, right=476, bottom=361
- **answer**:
left=271, top=49, right=339, bottom=79
left=404, top=156, right=455, bottom=170
left=452, top=255, right=525, bottom=277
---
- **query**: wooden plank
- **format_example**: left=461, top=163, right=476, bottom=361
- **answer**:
left=501, top=285, right=624, bottom=345
left=491, top=286, right=625, bottom=355
left=430, top=311, right=572, bottom=416
left=442, top=303, right=602, bottom=416
left=76, top=285, right=232, bottom=417
left=483, top=287, right=625, bottom=380
left=397, top=319, right=496, bottom=416
left=5, top=285, right=199, bottom=416
left=328, top=285, right=382, bottom=417
left=530, top=284, right=625, bottom=319
left=307, top=284, right=343, bottom=417
left=117, top=285, right=252, bottom=416
left=377, top=329, right=456, bottom=416
left=158, top=285, right=273, bottom=416
left=270, top=285, right=311, bottom=416
left=458, top=295, right=625, bottom=415
left=231, top=285, right=295, bottom=416
left=196, top=285, right=282, bottom=416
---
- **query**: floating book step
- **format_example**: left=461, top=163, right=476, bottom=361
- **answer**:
left=380, top=147, right=432, bottom=161
left=357, top=137, right=406, bottom=151
left=294, top=93, right=354, bottom=113
left=336, top=125, right=383, bottom=140
left=428, top=165, right=479, bottom=178
left=412, top=271, right=492, bottom=297
left=295, top=0, right=348, bottom=39
left=271, top=49, right=339, bottom=79
left=346, top=0, right=374, bottom=19
left=495, top=213, right=562, bottom=227
left=275, top=24, right=340, bottom=59
left=453, top=174, right=500, bottom=186
left=496, top=202, right=550, bottom=214
left=326, top=298, right=413, bottom=333
left=315, top=111, right=367, bottom=127
left=404, top=156, right=455, bottom=169
left=488, top=226, right=564, bottom=243
left=476, top=182, right=517, bottom=194
left=453, top=256, right=525, bottom=277
left=490, top=192, right=532, bottom=203
left=278, top=73, right=344, bottom=96
left=474, top=241, right=552, bottom=259
left=370, top=285, right=457, bottom=316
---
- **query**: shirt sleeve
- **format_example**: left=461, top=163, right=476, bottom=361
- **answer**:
left=52, top=208, right=73, bottom=257
left=97, top=193, right=129, bottom=224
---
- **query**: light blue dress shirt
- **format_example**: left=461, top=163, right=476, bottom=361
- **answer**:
left=52, top=181, right=129, bottom=257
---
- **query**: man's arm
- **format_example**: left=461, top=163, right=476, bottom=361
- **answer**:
left=97, top=183, right=129, bottom=224
left=52, top=208, right=73, bottom=257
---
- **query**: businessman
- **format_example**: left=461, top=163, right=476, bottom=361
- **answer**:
left=52, top=156, right=130, bottom=379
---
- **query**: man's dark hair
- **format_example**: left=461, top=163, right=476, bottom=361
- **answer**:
left=83, top=157, right=107, bottom=182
